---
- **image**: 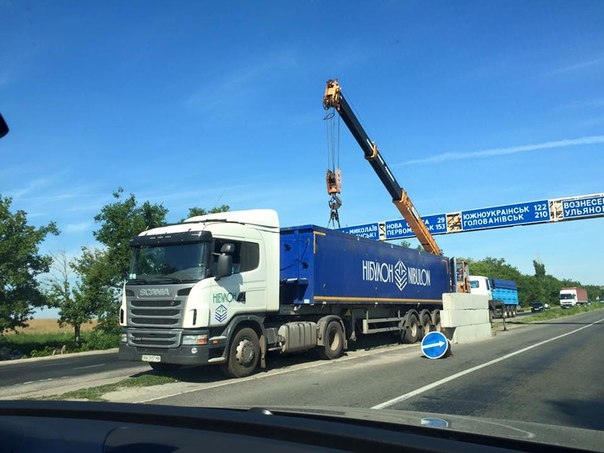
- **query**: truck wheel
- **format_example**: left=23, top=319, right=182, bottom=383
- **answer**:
left=319, top=320, right=344, bottom=360
left=222, top=327, right=260, bottom=378
left=149, top=362, right=181, bottom=373
left=402, top=314, right=420, bottom=344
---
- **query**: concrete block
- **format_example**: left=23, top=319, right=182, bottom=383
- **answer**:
left=443, top=323, right=493, bottom=344
left=442, top=293, right=488, bottom=311
left=441, top=309, right=489, bottom=328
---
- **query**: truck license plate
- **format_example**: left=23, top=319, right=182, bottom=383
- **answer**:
left=141, top=354, right=161, bottom=363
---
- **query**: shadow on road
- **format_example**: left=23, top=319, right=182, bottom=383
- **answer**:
left=548, top=398, right=604, bottom=431
left=132, top=333, right=404, bottom=384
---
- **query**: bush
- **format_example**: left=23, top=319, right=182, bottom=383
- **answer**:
left=79, top=330, right=119, bottom=351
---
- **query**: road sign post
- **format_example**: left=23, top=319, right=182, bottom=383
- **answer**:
left=421, top=331, right=451, bottom=359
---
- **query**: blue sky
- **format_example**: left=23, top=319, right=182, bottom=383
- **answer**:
left=2, top=0, right=603, bottom=306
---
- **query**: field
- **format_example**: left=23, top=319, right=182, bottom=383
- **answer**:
left=7, top=319, right=98, bottom=335
left=1, top=319, right=116, bottom=360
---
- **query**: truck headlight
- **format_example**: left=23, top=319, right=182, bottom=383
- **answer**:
left=120, top=333, right=127, bottom=343
left=182, top=334, right=208, bottom=345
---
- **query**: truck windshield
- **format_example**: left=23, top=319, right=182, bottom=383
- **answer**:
left=560, top=294, right=575, bottom=299
left=129, top=242, right=209, bottom=283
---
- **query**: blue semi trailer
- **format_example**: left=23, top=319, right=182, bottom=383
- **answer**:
left=119, top=209, right=458, bottom=378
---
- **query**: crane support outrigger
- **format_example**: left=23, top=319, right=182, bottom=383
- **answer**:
left=323, top=79, right=443, bottom=255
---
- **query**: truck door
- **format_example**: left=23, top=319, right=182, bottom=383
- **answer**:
left=208, top=238, right=267, bottom=326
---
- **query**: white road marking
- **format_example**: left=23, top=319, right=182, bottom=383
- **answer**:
left=372, top=317, right=604, bottom=409
left=23, top=378, right=53, bottom=385
left=74, top=364, right=105, bottom=370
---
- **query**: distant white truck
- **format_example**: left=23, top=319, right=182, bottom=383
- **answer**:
left=559, top=287, right=588, bottom=308
left=469, top=275, right=519, bottom=320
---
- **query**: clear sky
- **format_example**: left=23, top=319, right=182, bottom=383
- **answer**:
left=2, top=0, right=603, bottom=308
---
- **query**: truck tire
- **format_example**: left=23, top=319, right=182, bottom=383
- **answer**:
left=319, top=320, right=344, bottom=360
left=419, top=310, right=432, bottom=338
left=149, top=362, right=182, bottom=373
left=402, top=313, right=420, bottom=344
left=431, top=310, right=442, bottom=333
left=222, top=327, right=260, bottom=378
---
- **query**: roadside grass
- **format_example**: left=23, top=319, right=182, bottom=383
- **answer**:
left=1, top=319, right=118, bottom=359
left=33, top=374, right=178, bottom=402
left=516, top=303, right=604, bottom=323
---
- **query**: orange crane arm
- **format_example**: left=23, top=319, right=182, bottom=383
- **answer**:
left=323, top=79, right=442, bottom=255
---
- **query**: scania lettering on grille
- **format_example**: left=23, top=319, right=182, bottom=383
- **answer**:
left=362, top=259, right=431, bottom=291
left=139, top=288, right=170, bottom=297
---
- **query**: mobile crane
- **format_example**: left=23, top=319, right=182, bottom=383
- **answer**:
left=323, top=79, right=443, bottom=256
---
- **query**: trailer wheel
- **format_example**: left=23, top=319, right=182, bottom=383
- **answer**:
left=319, top=320, right=344, bottom=360
left=149, top=362, right=181, bottom=373
left=431, top=310, right=442, bottom=333
left=402, top=314, right=420, bottom=344
left=420, top=310, right=432, bottom=338
left=222, top=327, right=260, bottom=378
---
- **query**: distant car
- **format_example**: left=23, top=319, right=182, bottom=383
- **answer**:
left=531, top=302, right=546, bottom=312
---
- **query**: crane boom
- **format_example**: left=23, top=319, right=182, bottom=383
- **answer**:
left=323, top=79, right=442, bottom=255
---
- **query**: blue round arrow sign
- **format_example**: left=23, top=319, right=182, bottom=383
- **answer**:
left=421, top=331, right=450, bottom=359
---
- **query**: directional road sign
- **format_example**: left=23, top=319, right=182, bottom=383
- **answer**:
left=559, top=194, right=604, bottom=220
left=460, top=199, right=550, bottom=231
left=421, top=331, right=450, bottom=359
left=384, top=214, right=447, bottom=240
left=338, top=222, right=380, bottom=240
left=337, top=192, right=603, bottom=241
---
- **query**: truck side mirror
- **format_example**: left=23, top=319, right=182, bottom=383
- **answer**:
left=215, top=243, right=235, bottom=279
left=216, top=254, right=233, bottom=279
left=0, top=114, right=8, bottom=139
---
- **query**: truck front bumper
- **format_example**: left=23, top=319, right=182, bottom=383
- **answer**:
left=118, top=328, right=227, bottom=366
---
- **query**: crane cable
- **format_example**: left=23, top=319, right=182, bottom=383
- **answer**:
left=324, top=109, right=342, bottom=228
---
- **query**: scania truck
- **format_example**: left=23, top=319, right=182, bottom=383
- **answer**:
left=118, top=209, right=459, bottom=377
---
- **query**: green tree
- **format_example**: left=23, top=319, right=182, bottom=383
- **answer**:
left=181, top=205, right=230, bottom=222
left=0, top=196, right=59, bottom=333
left=44, top=251, right=96, bottom=344
left=529, top=260, right=547, bottom=303
left=399, top=240, right=424, bottom=251
left=93, top=188, right=168, bottom=282
left=533, top=260, right=546, bottom=279
left=468, top=257, right=523, bottom=282
left=71, top=247, right=118, bottom=334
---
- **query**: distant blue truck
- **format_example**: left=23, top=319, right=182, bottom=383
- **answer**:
left=119, top=210, right=460, bottom=378
left=469, top=276, right=519, bottom=319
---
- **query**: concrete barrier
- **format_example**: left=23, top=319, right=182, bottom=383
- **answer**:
left=441, top=293, right=492, bottom=344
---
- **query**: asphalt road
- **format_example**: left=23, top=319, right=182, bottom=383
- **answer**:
left=141, top=310, right=604, bottom=432
left=1, top=310, right=602, bottom=433
left=0, top=350, right=149, bottom=399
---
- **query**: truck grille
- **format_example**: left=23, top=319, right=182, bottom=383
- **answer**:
left=128, top=329, right=182, bottom=348
left=128, top=298, right=183, bottom=328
